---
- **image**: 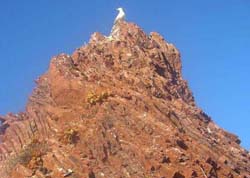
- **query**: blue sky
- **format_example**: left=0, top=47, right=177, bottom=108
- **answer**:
left=0, top=1, right=249, bottom=149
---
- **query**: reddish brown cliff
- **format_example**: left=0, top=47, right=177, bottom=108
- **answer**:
left=0, top=21, right=249, bottom=178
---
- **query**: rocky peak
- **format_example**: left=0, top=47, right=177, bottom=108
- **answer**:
left=0, top=21, right=249, bottom=178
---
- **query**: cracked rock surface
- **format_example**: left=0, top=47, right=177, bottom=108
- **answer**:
left=0, top=21, right=249, bottom=178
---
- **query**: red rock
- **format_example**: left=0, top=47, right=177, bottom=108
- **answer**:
left=0, top=20, right=249, bottom=178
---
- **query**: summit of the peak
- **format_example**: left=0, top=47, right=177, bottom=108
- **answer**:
left=110, top=21, right=148, bottom=41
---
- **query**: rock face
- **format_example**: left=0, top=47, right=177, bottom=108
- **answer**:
left=0, top=21, right=249, bottom=178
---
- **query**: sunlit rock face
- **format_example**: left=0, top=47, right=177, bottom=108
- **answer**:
left=0, top=21, right=249, bottom=178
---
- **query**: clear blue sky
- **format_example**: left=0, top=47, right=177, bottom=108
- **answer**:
left=0, top=1, right=249, bottom=149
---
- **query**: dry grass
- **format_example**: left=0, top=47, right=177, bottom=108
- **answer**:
left=5, top=139, right=49, bottom=175
left=59, top=128, right=79, bottom=145
left=86, top=91, right=111, bottom=105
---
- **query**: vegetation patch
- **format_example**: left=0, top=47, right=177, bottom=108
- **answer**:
left=6, top=139, right=49, bottom=176
left=59, top=128, right=80, bottom=145
left=86, top=91, right=111, bottom=105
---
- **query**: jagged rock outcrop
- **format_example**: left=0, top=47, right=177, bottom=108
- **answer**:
left=0, top=21, right=249, bottom=178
